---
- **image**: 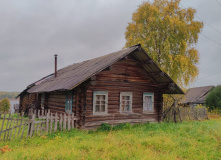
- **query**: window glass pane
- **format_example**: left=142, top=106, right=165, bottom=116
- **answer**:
left=96, top=95, right=100, bottom=100
left=144, top=96, right=153, bottom=111
left=126, top=105, right=130, bottom=111
left=95, top=105, right=100, bottom=112
left=101, top=101, right=105, bottom=105
left=101, top=105, right=105, bottom=112
left=96, top=101, right=100, bottom=105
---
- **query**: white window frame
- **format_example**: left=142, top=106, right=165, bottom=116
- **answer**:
left=143, top=92, right=154, bottom=113
left=93, top=91, right=108, bottom=115
left=120, top=92, right=133, bottom=113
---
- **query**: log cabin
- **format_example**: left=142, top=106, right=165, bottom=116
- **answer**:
left=18, top=44, right=183, bottom=129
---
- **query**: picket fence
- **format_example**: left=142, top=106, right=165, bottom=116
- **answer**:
left=0, top=110, right=78, bottom=141
left=164, top=106, right=208, bottom=122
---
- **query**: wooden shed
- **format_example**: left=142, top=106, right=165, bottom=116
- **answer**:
left=180, top=86, right=214, bottom=107
left=18, top=44, right=183, bottom=129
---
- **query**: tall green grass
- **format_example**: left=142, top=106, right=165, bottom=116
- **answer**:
left=0, top=118, right=220, bottom=160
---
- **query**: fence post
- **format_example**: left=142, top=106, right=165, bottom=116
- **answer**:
left=29, top=113, right=36, bottom=137
left=63, top=114, right=66, bottom=130
left=0, top=112, right=6, bottom=139
left=4, top=113, right=11, bottom=140
left=60, top=113, right=63, bottom=131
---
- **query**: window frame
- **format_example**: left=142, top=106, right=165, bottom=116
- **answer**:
left=93, top=91, right=108, bottom=115
left=119, top=92, right=133, bottom=114
left=65, top=91, right=73, bottom=114
left=143, top=92, right=154, bottom=113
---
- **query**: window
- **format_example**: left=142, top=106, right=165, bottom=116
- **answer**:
left=120, top=92, right=132, bottom=113
left=143, top=92, right=154, bottom=112
left=93, top=91, right=108, bottom=115
left=65, top=91, right=73, bottom=113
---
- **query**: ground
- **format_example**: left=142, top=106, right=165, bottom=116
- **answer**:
left=0, top=117, right=220, bottom=160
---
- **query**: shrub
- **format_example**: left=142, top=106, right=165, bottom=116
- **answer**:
left=205, top=85, right=221, bottom=111
left=112, top=123, right=132, bottom=131
left=97, top=123, right=112, bottom=131
left=0, top=98, right=10, bottom=113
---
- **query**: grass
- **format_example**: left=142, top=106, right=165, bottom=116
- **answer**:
left=0, top=118, right=220, bottom=160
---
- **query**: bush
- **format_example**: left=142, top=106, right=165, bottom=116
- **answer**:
left=112, top=123, right=132, bottom=131
left=205, top=85, right=221, bottom=111
left=0, top=98, right=10, bottom=113
left=97, top=123, right=112, bottom=131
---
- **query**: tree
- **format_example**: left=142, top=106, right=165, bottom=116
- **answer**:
left=0, top=98, right=10, bottom=113
left=125, top=0, right=203, bottom=87
left=205, top=86, right=221, bottom=111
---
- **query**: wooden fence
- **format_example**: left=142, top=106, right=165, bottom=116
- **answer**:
left=164, top=105, right=208, bottom=122
left=0, top=110, right=78, bottom=141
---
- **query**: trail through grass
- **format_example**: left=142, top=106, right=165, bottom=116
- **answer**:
left=0, top=118, right=220, bottom=160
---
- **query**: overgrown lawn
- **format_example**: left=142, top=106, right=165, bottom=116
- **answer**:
left=0, top=118, right=220, bottom=160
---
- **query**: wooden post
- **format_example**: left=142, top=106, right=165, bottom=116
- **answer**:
left=9, top=120, right=15, bottom=140
left=71, top=113, right=74, bottom=129
left=0, top=113, right=6, bottom=138
left=63, top=114, right=66, bottom=130
left=17, top=112, right=24, bottom=138
left=59, top=113, right=63, bottom=131
left=29, top=113, right=36, bottom=137
left=4, top=113, right=11, bottom=140
left=46, top=112, right=49, bottom=134
left=68, top=114, right=70, bottom=130
left=54, top=112, right=58, bottom=132
left=50, top=113, right=53, bottom=134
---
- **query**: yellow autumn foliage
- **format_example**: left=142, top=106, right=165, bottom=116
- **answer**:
left=125, top=0, right=203, bottom=87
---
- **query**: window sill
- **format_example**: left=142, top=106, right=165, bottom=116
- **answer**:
left=119, top=111, right=133, bottom=115
left=143, top=111, right=156, bottom=114
left=93, top=113, right=108, bottom=116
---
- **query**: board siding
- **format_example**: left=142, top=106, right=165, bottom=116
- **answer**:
left=83, top=56, right=163, bottom=129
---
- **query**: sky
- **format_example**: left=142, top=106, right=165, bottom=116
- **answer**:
left=0, top=0, right=221, bottom=92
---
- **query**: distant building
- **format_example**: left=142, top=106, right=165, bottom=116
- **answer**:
left=181, top=86, right=214, bottom=107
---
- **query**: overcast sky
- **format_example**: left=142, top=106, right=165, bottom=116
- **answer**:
left=0, top=0, right=221, bottom=92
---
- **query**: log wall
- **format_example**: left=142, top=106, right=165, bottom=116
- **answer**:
left=83, top=56, right=163, bottom=129
left=19, top=93, right=37, bottom=112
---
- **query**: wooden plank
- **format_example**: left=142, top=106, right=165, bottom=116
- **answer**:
left=71, top=113, right=74, bottom=129
left=50, top=113, right=53, bottom=134
left=63, top=114, right=66, bottom=130
left=29, top=113, right=36, bottom=137
left=54, top=112, right=58, bottom=132
left=17, top=112, right=24, bottom=138
left=9, top=120, right=15, bottom=140
left=46, top=112, right=49, bottom=134
left=0, top=113, right=6, bottom=139
left=4, top=113, right=11, bottom=140
left=59, top=113, right=63, bottom=131
left=21, top=119, right=28, bottom=139
left=68, top=114, right=70, bottom=130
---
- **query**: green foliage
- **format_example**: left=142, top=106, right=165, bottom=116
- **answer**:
left=205, top=85, right=221, bottom=111
left=112, top=123, right=132, bottom=131
left=0, top=91, right=19, bottom=100
left=97, top=123, right=112, bottom=131
left=125, top=0, right=203, bottom=87
left=0, top=98, right=10, bottom=113
left=0, top=119, right=220, bottom=159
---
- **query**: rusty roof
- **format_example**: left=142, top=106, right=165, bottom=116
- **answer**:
left=181, top=85, right=214, bottom=104
left=24, top=44, right=183, bottom=94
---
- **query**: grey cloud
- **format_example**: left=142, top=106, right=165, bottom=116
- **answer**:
left=0, top=0, right=221, bottom=92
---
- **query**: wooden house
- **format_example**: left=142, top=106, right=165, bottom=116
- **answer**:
left=181, top=86, right=214, bottom=107
left=18, top=44, right=183, bottom=129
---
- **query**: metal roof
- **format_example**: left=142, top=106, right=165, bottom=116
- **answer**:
left=181, top=86, right=214, bottom=104
left=25, top=44, right=183, bottom=94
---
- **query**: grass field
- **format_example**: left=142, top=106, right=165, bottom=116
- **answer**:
left=0, top=118, right=220, bottom=160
